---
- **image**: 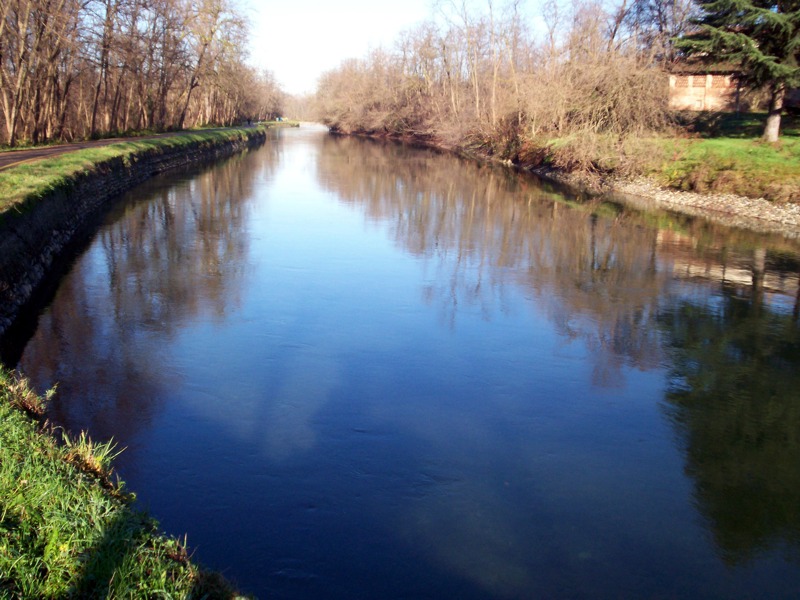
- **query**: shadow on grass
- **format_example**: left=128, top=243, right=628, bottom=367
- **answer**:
left=70, top=501, right=244, bottom=599
left=677, top=111, right=800, bottom=139
left=0, top=390, right=246, bottom=599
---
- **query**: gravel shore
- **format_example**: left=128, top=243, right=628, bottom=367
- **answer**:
left=360, top=132, right=800, bottom=239
left=529, top=166, right=800, bottom=239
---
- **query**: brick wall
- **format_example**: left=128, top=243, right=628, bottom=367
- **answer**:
left=668, top=73, right=740, bottom=111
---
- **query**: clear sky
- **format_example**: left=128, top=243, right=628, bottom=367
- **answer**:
left=243, top=0, right=435, bottom=96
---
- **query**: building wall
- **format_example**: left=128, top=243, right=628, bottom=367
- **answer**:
left=669, top=73, right=740, bottom=111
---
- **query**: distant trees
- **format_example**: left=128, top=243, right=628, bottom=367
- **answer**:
left=0, top=0, right=282, bottom=146
left=623, top=0, right=697, bottom=65
left=314, top=0, right=671, bottom=173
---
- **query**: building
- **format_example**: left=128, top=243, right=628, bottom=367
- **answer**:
left=668, top=65, right=742, bottom=111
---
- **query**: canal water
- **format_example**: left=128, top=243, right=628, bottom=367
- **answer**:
left=11, top=126, right=800, bottom=598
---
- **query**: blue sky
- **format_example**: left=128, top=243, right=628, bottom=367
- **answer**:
left=244, top=0, right=435, bottom=95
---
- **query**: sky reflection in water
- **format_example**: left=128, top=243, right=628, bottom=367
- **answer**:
left=13, top=127, right=800, bottom=599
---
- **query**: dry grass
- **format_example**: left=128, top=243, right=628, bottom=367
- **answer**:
left=3, top=373, right=53, bottom=418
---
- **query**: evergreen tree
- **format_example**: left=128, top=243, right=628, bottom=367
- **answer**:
left=676, top=0, right=800, bottom=141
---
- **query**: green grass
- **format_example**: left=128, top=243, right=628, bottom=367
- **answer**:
left=0, top=128, right=263, bottom=214
left=0, top=369, right=247, bottom=599
left=0, top=124, right=263, bottom=153
left=520, top=112, right=800, bottom=201
left=651, top=114, right=800, bottom=200
left=261, top=120, right=300, bottom=128
left=675, top=111, right=800, bottom=139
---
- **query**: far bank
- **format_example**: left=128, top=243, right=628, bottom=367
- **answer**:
left=328, top=117, right=800, bottom=239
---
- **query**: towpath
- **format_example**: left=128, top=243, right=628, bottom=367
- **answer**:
left=0, top=128, right=239, bottom=172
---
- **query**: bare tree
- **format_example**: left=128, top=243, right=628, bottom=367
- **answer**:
left=315, top=0, right=673, bottom=174
left=0, top=0, right=274, bottom=146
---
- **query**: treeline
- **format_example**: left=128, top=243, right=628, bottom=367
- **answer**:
left=0, top=0, right=284, bottom=146
left=315, top=0, right=693, bottom=172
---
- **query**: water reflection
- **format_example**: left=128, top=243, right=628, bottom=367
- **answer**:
left=9, top=130, right=800, bottom=598
left=316, top=135, right=800, bottom=383
left=17, top=146, right=273, bottom=442
left=315, top=134, right=800, bottom=589
left=263, top=347, right=342, bottom=461
left=660, top=283, right=800, bottom=565
left=657, top=230, right=800, bottom=568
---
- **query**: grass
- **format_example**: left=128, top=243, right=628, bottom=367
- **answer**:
left=649, top=113, right=800, bottom=201
left=521, top=112, right=800, bottom=201
left=675, top=111, right=800, bottom=139
left=261, top=120, right=300, bottom=128
left=0, top=368, right=246, bottom=599
left=0, top=128, right=263, bottom=215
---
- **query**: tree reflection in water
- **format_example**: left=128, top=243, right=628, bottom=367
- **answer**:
left=317, top=136, right=673, bottom=386
left=660, top=279, right=800, bottom=566
left=10, top=130, right=800, bottom=597
left=17, top=145, right=278, bottom=444
left=316, top=134, right=800, bottom=573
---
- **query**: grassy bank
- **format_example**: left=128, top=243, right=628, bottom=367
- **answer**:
left=261, top=120, right=300, bottom=128
left=0, top=129, right=257, bottom=597
left=521, top=113, right=800, bottom=202
left=0, top=127, right=265, bottom=215
left=652, top=113, right=800, bottom=201
left=0, top=369, right=245, bottom=598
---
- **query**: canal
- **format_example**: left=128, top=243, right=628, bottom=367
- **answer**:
left=9, top=126, right=800, bottom=598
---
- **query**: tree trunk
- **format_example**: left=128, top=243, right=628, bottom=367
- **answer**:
left=91, top=0, right=116, bottom=138
left=763, top=82, right=785, bottom=143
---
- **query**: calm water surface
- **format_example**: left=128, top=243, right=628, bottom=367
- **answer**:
left=11, top=127, right=800, bottom=598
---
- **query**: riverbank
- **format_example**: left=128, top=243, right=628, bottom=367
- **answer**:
left=348, top=126, right=800, bottom=239
left=327, top=107, right=800, bottom=238
left=0, top=130, right=263, bottom=597
left=0, top=127, right=268, bottom=338
left=0, top=368, right=247, bottom=598
left=452, top=117, right=800, bottom=236
left=525, top=165, right=800, bottom=238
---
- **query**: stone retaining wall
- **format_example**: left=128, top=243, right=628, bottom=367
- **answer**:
left=0, top=130, right=267, bottom=338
